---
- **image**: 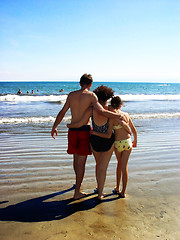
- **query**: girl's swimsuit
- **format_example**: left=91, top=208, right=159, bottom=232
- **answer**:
left=113, top=125, right=122, bottom=130
left=90, top=108, right=115, bottom=152
left=114, top=138, right=132, bottom=152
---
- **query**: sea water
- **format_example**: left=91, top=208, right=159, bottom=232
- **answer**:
left=0, top=81, right=180, bottom=191
left=0, top=81, right=179, bottom=127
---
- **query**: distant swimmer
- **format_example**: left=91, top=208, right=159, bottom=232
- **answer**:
left=31, top=90, right=34, bottom=94
left=27, top=91, right=29, bottom=94
left=17, top=89, right=22, bottom=95
left=37, top=89, right=39, bottom=92
left=59, top=89, right=63, bottom=92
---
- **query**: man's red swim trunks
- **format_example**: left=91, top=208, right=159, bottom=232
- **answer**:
left=67, top=125, right=92, bottom=156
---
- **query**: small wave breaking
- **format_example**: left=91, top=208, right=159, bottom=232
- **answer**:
left=0, top=116, right=71, bottom=124
left=120, top=94, right=180, bottom=101
left=131, top=112, right=180, bottom=119
left=0, top=94, right=67, bottom=103
left=0, top=113, right=179, bottom=125
left=0, top=94, right=180, bottom=103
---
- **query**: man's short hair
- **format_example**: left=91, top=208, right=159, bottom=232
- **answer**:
left=80, top=73, right=93, bottom=86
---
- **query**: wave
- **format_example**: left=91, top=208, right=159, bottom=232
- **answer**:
left=0, top=113, right=179, bottom=124
left=131, top=112, right=180, bottom=119
left=0, top=94, right=67, bottom=103
left=119, top=94, right=180, bottom=101
left=0, top=116, right=70, bottom=124
left=0, top=94, right=180, bottom=103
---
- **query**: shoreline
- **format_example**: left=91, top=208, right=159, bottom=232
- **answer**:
left=0, top=118, right=180, bottom=240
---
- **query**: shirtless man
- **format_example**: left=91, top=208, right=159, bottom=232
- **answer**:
left=51, top=74, right=125, bottom=199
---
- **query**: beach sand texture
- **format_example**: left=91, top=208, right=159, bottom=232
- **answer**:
left=0, top=118, right=180, bottom=240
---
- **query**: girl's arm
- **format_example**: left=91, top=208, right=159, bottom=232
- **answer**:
left=128, top=115, right=137, bottom=147
left=67, top=107, right=91, bottom=128
left=90, top=119, right=114, bottom=138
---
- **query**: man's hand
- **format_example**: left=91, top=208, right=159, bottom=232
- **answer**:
left=51, top=128, right=58, bottom=139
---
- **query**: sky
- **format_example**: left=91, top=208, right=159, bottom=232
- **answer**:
left=0, top=0, right=180, bottom=82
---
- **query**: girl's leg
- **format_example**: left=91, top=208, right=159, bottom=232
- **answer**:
left=120, top=150, right=132, bottom=197
left=114, top=149, right=123, bottom=192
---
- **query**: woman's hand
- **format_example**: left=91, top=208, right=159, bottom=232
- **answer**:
left=132, top=140, right=137, bottom=147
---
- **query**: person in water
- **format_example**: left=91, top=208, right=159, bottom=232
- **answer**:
left=17, top=89, right=22, bottom=95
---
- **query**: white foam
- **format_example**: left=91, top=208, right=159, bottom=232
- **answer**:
left=0, top=94, right=67, bottom=103
left=120, top=94, right=180, bottom=101
left=0, top=116, right=71, bottom=124
left=0, top=94, right=180, bottom=103
left=131, top=112, right=180, bottom=119
left=0, top=113, right=179, bottom=124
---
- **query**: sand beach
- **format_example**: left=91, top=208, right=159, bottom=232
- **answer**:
left=0, top=116, right=180, bottom=240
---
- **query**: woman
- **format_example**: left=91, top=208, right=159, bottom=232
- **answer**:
left=89, top=85, right=115, bottom=200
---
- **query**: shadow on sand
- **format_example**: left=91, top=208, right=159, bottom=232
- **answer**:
left=0, top=186, right=119, bottom=222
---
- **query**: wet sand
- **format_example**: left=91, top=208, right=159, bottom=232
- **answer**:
left=0, top=119, right=180, bottom=240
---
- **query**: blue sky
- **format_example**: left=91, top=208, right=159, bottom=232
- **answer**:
left=0, top=0, right=180, bottom=82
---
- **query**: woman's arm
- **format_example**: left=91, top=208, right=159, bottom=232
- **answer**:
left=128, top=115, right=137, bottom=147
left=67, top=107, right=91, bottom=128
left=121, top=121, right=132, bottom=135
left=90, top=119, right=114, bottom=138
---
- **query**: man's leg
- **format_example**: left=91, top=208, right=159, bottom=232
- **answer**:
left=73, top=154, right=87, bottom=199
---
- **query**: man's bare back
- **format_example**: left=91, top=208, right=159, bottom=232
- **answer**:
left=68, top=88, right=95, bottom=124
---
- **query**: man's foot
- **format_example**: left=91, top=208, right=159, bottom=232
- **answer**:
left=112, top=187, right=120, bottom=194
left=73, top=192, right=87, bottom=200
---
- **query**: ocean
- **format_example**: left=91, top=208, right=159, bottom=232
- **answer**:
left=0, top=81, right=180, bottom=128
left=0, top=81, right=180, bottom=180
left=0, top=81, right=180, bottom=239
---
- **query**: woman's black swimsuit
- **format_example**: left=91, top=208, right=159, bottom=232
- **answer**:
left=90, top=108, right=115, bottom=152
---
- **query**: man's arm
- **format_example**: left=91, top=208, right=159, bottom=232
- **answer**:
left=91, top=94, right=127, bottom=122
left=51, top=95, right=70, bottom=139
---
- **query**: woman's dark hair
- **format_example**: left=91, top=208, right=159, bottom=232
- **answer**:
left=111, top=96, right=123, bottom=109
left=93, top=85, right=114, bottom=102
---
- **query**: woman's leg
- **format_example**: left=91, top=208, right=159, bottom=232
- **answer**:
left=91, top=148, right=101, bottom=191
left=92, top=145, right=114, bottom=199
left=120, top=149, right=132, bottom=197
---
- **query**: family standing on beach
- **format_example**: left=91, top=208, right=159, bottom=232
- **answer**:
left=51, top=74, right=137, bottom=200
